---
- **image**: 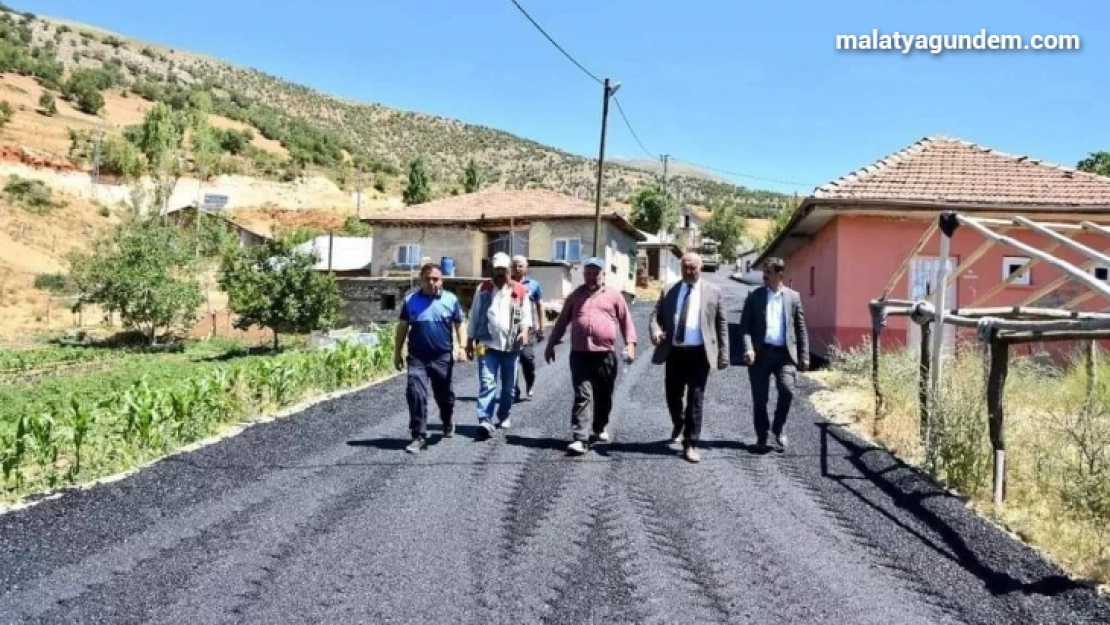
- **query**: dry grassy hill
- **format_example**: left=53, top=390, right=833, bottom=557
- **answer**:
left=10, top=7, right=792, bottom=213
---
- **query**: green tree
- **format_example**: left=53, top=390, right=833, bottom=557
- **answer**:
left=218, top=237, right=341, bottom=350
left=402, top=154, right=432, bottom=205
left=37, top=91, right=56, bottom=116
left=629, top=185, right=678, bottom=234
left=68, top=219, right=203, bottom=345
left=701, top=205, right=747, bottom=263
left=1078, top=152, right=1110, bottom=177
left=136, top=102, right=184, bottom=212
left=342, top=215, right=372, bottom=236
left=463, top=158, right=482, bottom=193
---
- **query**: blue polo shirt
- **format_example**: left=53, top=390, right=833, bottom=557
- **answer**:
left=521, top=277, right=543, bottom=325
left=399, top=289, right=464, bottom=360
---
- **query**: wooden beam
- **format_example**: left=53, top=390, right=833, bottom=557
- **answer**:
left=1081, top=221, right=1110, bottom=238
left=967, top=216, right=1085, bottom=231
left=987, top=338, right=1009, bottom=506
left=1064, top=291, right=1098, bottom=311
left=907, top=302, right=1110, bottom=332
left=881, top=221, right=938, bottom=301
left=1000, top=330, right=1110, bottom=344
left=957, top=216, right=1110, bottom=300
left=945, top=236, right=1000, bottom=288
left=966, top=239, right=1069, bottom=308
left=1013, top=216, right=1110, bottom=266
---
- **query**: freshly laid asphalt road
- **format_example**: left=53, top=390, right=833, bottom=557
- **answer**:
left=2, top=274, right=1110, bottom=624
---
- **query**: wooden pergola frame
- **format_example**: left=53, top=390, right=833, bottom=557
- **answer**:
left=868, top=211, right=1110, bottom=506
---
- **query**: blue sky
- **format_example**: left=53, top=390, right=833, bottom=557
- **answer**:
left=16, top=0, right=1109, bottom=195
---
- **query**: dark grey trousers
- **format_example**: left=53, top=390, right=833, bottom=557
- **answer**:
left=569, top=351, right=617, bottom=442
left=747, top=345, right=796, bottom=438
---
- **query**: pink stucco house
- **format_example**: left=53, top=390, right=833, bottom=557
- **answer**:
left=756, top=135, right=1110, bottom=361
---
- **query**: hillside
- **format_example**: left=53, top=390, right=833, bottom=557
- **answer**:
left=0, top=5, right=793, bottom=213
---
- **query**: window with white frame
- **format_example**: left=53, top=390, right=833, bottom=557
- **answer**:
left=553, top=237, right=582, bottom=263
left=1094, top=266, right=1110, bottom=283
left=395, top=244, right=421, bottom=267
left=1003, top=256, right=1032, bottom=286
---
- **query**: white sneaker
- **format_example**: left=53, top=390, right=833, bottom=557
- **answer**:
left=498, top=418, right=511, bottom=430
left=593, top=430, right=610, bottom=443
left=567, top=440, right=588, bottom=455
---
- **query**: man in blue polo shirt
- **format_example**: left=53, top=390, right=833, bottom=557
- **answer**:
left=511, top=255, right=545, bottom=401
left=394, top=262, right=467, bottom=453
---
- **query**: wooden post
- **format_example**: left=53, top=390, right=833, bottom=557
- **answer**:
left=1087, top=339, right=1098, bottom=399
left=918, top=321, right=932, bottom=457
left=870, top=302, right=885, bottom=420
left=987, top=337, right=1010, bottom=506
left=929, top=222, right=952, bottom=455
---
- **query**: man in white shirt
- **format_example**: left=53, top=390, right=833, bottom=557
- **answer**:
left=739, top=256, right=810, bottom=453
left=466, top=253, right=532, bottom=437
left=649, top=253, right=729, bottom=463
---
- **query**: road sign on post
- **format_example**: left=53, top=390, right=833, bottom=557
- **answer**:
left=202, top=193, right=229, bottom=212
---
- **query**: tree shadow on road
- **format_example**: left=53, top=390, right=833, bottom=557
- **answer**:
left=817, top=422, right=1098, bottom=599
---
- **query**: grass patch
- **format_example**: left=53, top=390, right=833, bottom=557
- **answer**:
left=0, top=329, right=395, bottom=503
left=825, top=339, right=1110, bottom=586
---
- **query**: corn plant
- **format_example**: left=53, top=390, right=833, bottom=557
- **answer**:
left=26, top=411, right=59, bottom=486
left=66, top=396, right=96, bottom=477
left=121, top=378, right=166, bottom=450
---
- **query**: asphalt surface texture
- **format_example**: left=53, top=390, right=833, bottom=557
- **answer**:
left=2, top=273, right=1110, bottom=624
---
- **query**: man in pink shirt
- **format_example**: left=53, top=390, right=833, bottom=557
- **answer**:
left=545, top=257, right=637, bottom=455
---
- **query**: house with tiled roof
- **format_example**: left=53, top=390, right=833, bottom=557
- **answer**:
left=756, top=135, right=1110, bottom=360
left=362, top=188, right=646, bottom=297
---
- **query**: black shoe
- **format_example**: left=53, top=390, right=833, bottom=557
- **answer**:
left=755, top=433, right=769, bottom=451
left=405, top=437, right=427, bottom=454
left=772, top=433, right=788, bottom=453
left=442, top=422, right=455, bottom=438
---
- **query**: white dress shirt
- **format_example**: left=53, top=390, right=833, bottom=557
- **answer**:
left=764, top=288, right=787, bottom=346
left=673, top=281, right=703, bottom=346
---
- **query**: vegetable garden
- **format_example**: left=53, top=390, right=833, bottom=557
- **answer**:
left=0, top=331, right=394, bottom=503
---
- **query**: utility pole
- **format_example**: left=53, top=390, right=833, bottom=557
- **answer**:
left=91, top=122, right=103, bottom=199
left=661, top=154, right=669, bottom=186
left=356, top=167, right=363, bottom=215
left=592, top=78, right=621, bottom=257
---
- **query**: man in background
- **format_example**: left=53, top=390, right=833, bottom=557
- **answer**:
left=393, top=263, right=467, bottom=454
left=467, top=252, right=531, bottom=438
left=545, top=257, right=637, bottom=455
left=739, top=256, right=809, bottom=453
left=511, top=255, right=545, bottom=402
left=649, top=252, right=729, bottom=463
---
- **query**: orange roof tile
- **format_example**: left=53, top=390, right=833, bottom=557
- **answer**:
left=363, top=189, right=644, bottom=238
left=814, top=136, right=1110, bottom=207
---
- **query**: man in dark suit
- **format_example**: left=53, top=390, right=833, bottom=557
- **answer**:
left=650, top=252, right=729, bottom=463
left=739, top=256, right=809, bottom=453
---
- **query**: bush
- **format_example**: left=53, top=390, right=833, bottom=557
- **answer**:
left=33, top=272, right=69, bottom=294
left=0, top=99, right=11, bottom=128
left=75, top=87, right=104, bottom=115
left=38, top=91, right=55, bottom=115
left=4, top=176, right=55, bottom=214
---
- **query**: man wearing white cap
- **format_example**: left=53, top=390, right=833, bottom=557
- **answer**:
left=545, top=256, right=637, bottom=455
left=466, top=252, right=532, bottom=438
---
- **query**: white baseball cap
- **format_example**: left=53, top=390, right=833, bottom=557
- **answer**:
left=492, top=252, right=511, bottom=269
left=583, top=257, right=604, bottom=269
